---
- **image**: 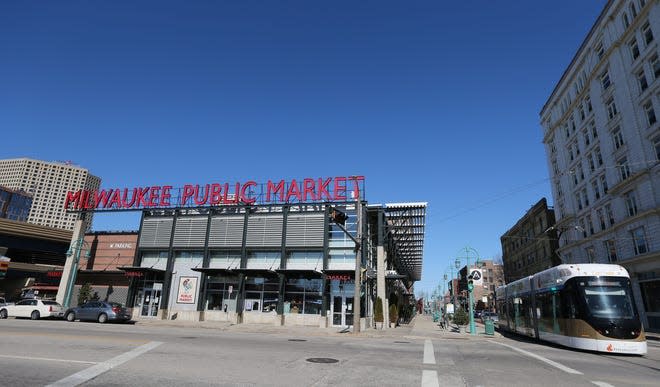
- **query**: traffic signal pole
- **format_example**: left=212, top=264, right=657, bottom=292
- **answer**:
left=468, top=276, right=476, bottom=335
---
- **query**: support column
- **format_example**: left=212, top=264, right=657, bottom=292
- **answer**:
left=377, top=245, right=387, bottom=330
left=56, top=217, right=85, bottom=306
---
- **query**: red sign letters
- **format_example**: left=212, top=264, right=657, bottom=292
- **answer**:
left=65, top=176, right=364, bottom=211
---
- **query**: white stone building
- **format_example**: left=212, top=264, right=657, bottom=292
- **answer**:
left=0, top=158, right=101, bottom=231
left=540, top=0, right=659, bottom=332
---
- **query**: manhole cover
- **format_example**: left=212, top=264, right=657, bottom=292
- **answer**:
left=306, top=358, right=339, bottom=364
left=394, top=341, right=410, bottom=344
left=288, top=339, right=307, bottom=342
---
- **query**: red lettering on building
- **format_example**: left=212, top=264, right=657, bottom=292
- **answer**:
left=63, top=176, right=366, bottom=211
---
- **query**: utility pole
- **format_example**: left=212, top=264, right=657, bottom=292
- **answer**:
left=353, top=199, right=362, bottom=335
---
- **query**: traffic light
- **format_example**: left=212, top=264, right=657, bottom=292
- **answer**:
left=329, top=207, right=348, bottom=226
left=467, top=275, right=474, bottom=292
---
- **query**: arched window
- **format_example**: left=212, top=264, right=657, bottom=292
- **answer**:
left=630, top=3, right=638, bottom=19
left=622, top=12, right=630, bottom=29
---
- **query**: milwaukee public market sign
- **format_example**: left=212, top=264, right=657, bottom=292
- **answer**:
left=64, top=176, right=365, bottom=211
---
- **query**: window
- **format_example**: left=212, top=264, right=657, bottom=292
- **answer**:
left=596, top=42, right=605, bottom=60
left=606, top=98, right=617, bottom=120
left=592, top=180, right=601, bottom=200
left=642, top=21, right=653, bottom=45
left=588, top=153, right=596, bottom=172
left=586, top=97, right=593, bottom=113
left=605, top=239, right=618, bottom=262
left=600, top=175, right=610, bottom=194
left=582, top=188, right=589, bottom=206
left=631, top=227, right=648, bottom=255
left=618, top=157, right=631, bottom=180
left=644, top=101, right=656, bottom=125
left=605, top=203, right=615, bottom=226
left=654, top=135, right=660, bottom=160
left=623, top=13, right=630, bottom=29
left=590, top=120, right=597, bottom=137
left=576, top=193, right=583, bottom=210
left=650, top=54, right=660, bottom=78
left=613, top=127, right=624, bottom=149
left=585, top=246, right=596, bottom=263
left=583, top=130, right=590, bottom=146
left=601, top=71, right=611, bottom=90
left=244, top=276, right=279, bottom=312
left=638, top=69, right=648, bottom=92
left=630, top=38, right=640, bottom=60
left=597, top=208, right=606, bottom=230
left=284, top=277, right=323, bottom=315
left=595, top=147, right=603, bottom=166
left=624, top=190, right=638, bottom=216
left=630, top=3, right=638, bottom=19
left=586, top=215, right=594, bottom=235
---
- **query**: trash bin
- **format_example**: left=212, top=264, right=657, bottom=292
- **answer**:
left=433, top=312, right=439, bottom=322
left=484, top=319, right=495, bottom=335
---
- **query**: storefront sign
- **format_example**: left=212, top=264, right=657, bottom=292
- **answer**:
left=176, top=276, right=198, bottom=304
left=327, top=274, right=352, bottom=281
left=124, top=271, right=144, bottom=278
left=64, top=176, right=365, bottom=211
left=46, top=271, right=63, bottom=278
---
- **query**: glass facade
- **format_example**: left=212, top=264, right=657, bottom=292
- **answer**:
left=284, top=277, right=323, bottom=314
left=244, top=276, right=279, bottom=312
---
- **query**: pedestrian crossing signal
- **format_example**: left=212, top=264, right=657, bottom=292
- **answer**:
left=467, top=275, right=474, bottom=292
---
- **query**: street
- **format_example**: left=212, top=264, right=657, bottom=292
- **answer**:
left=0, top=316, right=657, bottom=387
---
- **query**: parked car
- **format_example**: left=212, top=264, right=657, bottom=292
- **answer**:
left=481, top=312, right=499, bottom=324
left=64, top=301, right=132, bottom=323
left=0, top=299, right=64, bottom=320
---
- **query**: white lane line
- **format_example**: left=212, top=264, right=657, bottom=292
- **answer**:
left=492, top=341, right=583, bottom=375
left=423, top=339, right=436, bottom=365
left=592, top=382, right=615, bottom=387
left=421, top=370, right=439, bottom=387
left=0, top=354, right=97, bottom=365
left=46, top=341, right=163, bottom=387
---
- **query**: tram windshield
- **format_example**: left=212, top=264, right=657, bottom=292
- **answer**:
left=579, top=277, right=635, bottom=319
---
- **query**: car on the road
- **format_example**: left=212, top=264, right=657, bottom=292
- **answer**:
left=480, top=311, right=499, bottom=324
left=64, top=301, right=132, bottom=323
left=0, top=299, right=64, bottom=320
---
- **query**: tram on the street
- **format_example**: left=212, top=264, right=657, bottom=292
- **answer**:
left=495, top=264, right=647, bottom=355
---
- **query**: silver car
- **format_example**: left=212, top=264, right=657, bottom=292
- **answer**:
left=64, top=301, right=132, bottom=323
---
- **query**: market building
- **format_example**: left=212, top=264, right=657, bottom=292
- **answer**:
left=61, top=177, right=427, bottom=329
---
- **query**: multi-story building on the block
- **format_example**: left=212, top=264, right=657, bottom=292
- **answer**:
left=500, top=198, right=559, bottom=284
left=456, top=260, right=504, bottom=312
left=0, top=158, right=101, bottom=231
left=540, top=0, right=660, bottom=331
left=0, top=185, right=33, bottom=222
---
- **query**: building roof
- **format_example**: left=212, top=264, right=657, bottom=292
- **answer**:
left=384, top=202, right=427, bottom=282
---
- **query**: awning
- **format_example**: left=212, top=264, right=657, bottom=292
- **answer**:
left=117, top=266, right=166, bottom=274
left=230, top=268, right=278, bottom=277
left=191, top=267, right=235, bottom=276
left=275, top=269, right=324, bottom=277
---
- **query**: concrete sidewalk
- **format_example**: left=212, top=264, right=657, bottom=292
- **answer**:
left=133, top=313, right=502, bottom=340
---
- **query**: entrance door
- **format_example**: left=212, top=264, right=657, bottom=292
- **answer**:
left=136, top=288, right=161, bottom=317
left=331, top=294, right=354, bottom=327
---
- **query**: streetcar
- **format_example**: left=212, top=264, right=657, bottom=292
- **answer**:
left=495, top=264, right=647, bottom=355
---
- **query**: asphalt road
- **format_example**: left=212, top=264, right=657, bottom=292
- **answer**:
left=0, top=317, right=657, bottom=387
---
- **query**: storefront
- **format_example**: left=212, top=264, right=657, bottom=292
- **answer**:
left=63, top=177, right=427, bottom=328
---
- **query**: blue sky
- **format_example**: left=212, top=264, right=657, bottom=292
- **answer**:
left=1, top=1, right=607, bottom=296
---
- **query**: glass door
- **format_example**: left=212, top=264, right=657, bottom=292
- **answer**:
left=331, top=293, right=354, bottom=327
left=137, top=288, right=161, bottom=317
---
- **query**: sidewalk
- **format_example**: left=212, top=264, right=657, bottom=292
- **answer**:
left=133, top=313, right=501, bottom=339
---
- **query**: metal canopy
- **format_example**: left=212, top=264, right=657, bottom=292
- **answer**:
left=384, top=202, right=427, bottom=282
